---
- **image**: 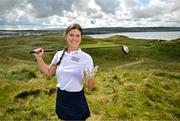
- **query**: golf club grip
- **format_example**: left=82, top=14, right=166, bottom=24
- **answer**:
left=29, top=49, right=57, bottom=54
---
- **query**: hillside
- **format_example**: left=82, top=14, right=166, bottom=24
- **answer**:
left=1, top=27, right=180, bottom=38
left=83, top=27, right=180, bottom=34
left=0, top=34, right=180, bottom=120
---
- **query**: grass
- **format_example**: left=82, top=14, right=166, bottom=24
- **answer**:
left=0, top=34, right=180, bottom=120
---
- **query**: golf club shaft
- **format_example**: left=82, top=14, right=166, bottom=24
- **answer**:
left=82, top=45, right=123, bottom=49
left=29, top=45, right=127, bottom=54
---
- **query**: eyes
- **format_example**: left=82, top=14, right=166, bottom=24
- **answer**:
left=68, top=29, right=81, bottom=39
left=69, top=33, right=80, bottom=38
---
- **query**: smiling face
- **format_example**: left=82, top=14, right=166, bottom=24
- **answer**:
left=66, top=29, right=81, bottom=50
left=64, top=23, right=83, bottom=51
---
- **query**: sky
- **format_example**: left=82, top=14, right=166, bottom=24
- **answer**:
left=0, top=0, right=180, bottom=30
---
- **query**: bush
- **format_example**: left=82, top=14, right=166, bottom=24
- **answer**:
left=7, top=68, right=37, bottom=81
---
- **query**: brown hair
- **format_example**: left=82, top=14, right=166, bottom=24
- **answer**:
left=64, top=23, right=83, bottom=39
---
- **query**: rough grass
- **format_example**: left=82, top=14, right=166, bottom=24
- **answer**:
left=0, top=34, right=180, bottom=121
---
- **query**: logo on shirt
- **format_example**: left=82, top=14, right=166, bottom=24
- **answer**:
left=71, top=56, right=80, bottom=62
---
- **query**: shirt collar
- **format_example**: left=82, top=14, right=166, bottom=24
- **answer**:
left=65, top=48, right=81, bottom=55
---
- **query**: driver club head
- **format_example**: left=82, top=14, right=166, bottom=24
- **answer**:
left=122, top=45, right=129, bottom=55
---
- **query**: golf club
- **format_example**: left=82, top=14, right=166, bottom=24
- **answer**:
left=29, top=45, right=129, bottom=55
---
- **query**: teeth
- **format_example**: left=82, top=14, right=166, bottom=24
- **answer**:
left=71, top=41, right=76, bottom=43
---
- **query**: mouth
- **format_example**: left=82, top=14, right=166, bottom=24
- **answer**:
left=70, top=40, right=78, bottom=44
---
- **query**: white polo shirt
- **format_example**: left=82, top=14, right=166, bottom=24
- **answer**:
left=51, top=48, right=94, bottom=92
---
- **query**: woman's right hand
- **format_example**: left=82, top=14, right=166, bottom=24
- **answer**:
left=33, top=48, right=44, bottom=58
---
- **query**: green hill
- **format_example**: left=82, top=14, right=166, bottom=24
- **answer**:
left=0, top=34, right=180, bottom=121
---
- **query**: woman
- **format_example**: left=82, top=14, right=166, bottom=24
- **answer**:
left=33, top=23, right=96, bottom=120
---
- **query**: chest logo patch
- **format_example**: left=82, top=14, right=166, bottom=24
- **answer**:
left=71, top=56, right=80, bottom=62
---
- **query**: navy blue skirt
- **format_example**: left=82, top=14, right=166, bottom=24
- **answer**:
left=56, top=87, right=90, bottom=120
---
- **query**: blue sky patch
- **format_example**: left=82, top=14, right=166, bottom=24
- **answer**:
left=139, top=0, right=150, bottom=5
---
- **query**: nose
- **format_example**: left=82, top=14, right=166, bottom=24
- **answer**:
left=73, top=36, right=76, bottom=40
left=72, top=35, right=78, bottom=40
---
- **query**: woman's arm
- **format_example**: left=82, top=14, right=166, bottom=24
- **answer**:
left=34, top=48, right=56, bottom=76
left=84, top=66, right=98, bottom=91
left=87, top=79, right=95, bottom=91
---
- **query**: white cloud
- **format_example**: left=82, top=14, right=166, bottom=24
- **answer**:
left=0, top=0, right=179, bottom=29
left=94, top=0, right=120, bottom=14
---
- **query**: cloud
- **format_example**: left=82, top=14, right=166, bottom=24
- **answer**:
left=94, top=0, right=120, bottom=14
left=0, top=0, right=24, bottom=15
left=25, top=0, right=77, bottom=18
left=0, top=0, right=180, bottom=29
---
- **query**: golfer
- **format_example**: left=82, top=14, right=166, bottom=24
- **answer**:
left=33, top=23, right=96, bottom=120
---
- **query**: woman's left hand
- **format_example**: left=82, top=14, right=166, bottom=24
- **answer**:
left=84, top=66, right=98, bottom=80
